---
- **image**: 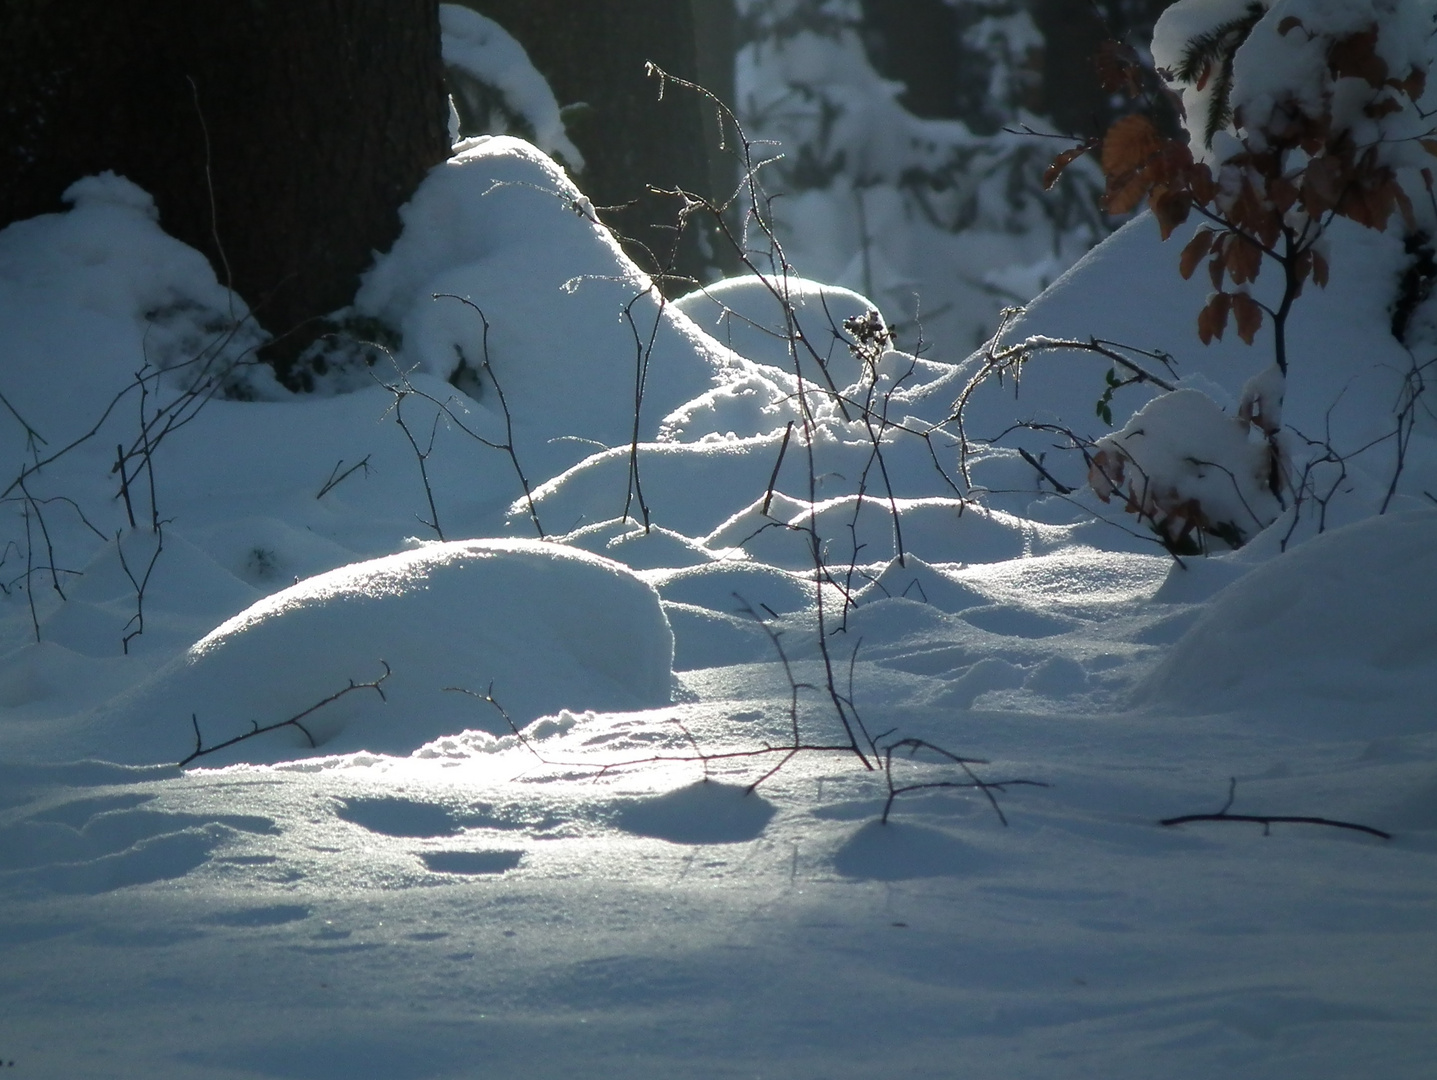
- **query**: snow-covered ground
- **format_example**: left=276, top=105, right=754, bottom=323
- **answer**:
left=3, top=69, right=1437, bottom=1080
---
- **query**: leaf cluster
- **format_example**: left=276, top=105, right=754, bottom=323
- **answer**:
left=1047, top=14, right=1437, bottom=359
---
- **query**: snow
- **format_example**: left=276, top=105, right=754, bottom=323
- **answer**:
left=2, top=118, right=1436, bottom=1079
left=438, top=3, right=584, bottom=169
left=1138, top=507, right=1437, bottom=724
left=351, top=136, right=742, bottom=482
left=1153, top=0, right=1437, bottom=163
left=55, top=539, right=674, bottom=767
left=1090, top=386, right=1283, bottom=548
left=735, top=13, right=1107, bottom=352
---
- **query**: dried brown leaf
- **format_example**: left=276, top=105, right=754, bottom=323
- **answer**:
left=1105, top=174, right=1151, bottom=215
left=1044, top=144, right=1092, bottom=190
left=1301, top=155, right=1345, bottom=216
left=1329, top=29, right=1388, bottom=88
left=1225, top=236, right=1263, bottom=286
left=1101, top=114, right=1163, bottom=181
left=1339, top=175, right=1396, bottom=230
left=1189, top=163, right=1217, bottom=205
left=1394, top=68, right=1427, bottom=100
left=1396, top=184, right=1418, bottom=232
left=1179, top=228, right=1215, bottom=279
left=1197, top=292, right=1231, bottom=345
left=1208, top=235, right=1229, bottom=290
left=1231, top=291, right=1263, bottom=344
left=1269, top=176, right=1300, bottom=214
left=1095, top=40, right=1143, bottom=96
left=1364, top=96, right=1403, bottom=119
left=1151, top=187, right=1193, bottom=239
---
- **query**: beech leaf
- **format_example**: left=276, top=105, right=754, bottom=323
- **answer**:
left=1328, top=29, right=1388, bottom=88
left=1225, top=238, right=1262, bottom=286
left=1364, top=97, right=1402, bottom=120
left=1231, top=292, right=1263, bottom=345
left=1208, top=236, right=1229, bottom=290
left=1396, top=185, right=1418, bottom=232
left=1395, top=68, right=1427, bottom=100
left=1179, top=228, right=1215, bottom=279
left=1151, top=188, right=1192, bottom=239
left=1101, top=114, right=1163, bottom=182
left=1197, top=292, right=1231, bottom=345
left=1044, top=144, right=1091, bottom=190
left=1105, top=174, right=1150, bottom=216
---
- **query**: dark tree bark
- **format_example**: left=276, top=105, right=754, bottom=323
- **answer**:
left=854, top=0, right=1174, bottom=138
left=1028, top=0, right=1176, bottom=137
left=857, top=0, right=966, bottom=121
left=459, top=0, right=737, bottom=289
left=691, top=0, right=740, bottom=211
left=1026, top=0, right=1112, bottom=137
left=0, top=0, right=452, bottom=381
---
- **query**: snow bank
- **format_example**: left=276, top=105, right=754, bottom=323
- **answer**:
left=353, top=136, right=744, bottom=479
left=0, top=171, right=268, bottom=446
left=1136, top=508, right=1437, bottom=727
left=3, top=106, right=1437, bottom=1076
left=70, top=539, right=673, bottom=766
left=954, top=210, right=1426, bottom=523
left=671, top=274, right=882, bottom=393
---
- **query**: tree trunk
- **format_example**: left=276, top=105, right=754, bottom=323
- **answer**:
left=460, top=0, right=737, bottom=289
left=691, top=0, right=740, bottom=212
left=0, top=0, right=452, bottom=383
left=1024, top=0, right=1110, bottom=137
left=857, top=0, right=966, bottom=121
left=1027, top=0, right=1176, bottom=138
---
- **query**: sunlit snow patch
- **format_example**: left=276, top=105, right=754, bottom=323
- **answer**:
left=79, top=539, right=674, bottom=766
left=671, top=274, right=882, bottom=392
left=1135, top=509, right=1437, bottom=728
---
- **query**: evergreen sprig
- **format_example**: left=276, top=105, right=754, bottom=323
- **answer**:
left=1173, top=1, right=1268, bottom=148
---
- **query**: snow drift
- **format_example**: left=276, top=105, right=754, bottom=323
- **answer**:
left=72, top=539, right=674, bottom=766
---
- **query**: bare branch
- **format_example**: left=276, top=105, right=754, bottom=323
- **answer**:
left=1160, top=778, right=1391, bottom=840
left=180, top=661, right=392, bottom=768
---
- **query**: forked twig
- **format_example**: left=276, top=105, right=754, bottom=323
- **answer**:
left=1160, top=778, right=1391, bottom=840
left=180, top=661, right=392, bottom=767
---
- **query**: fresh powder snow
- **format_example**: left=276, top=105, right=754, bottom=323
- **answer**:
left=2, top=6, right=1436, bottom=1077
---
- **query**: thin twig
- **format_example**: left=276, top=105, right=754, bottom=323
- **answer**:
left=316, top=455, right=372, bottom=500
left=1160, top=778, right=1391, bottom=840
left=180, top=661, right=392, bottom=767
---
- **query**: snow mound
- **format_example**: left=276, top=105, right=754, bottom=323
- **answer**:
left=853, top=556, right=985, bottom=612
left=671, top=275, right=883, bottom=392
left=78, top=539, right=674, bottom=766
left=0, top=171, right=269, bottom=435
left=1090, top=387, right=1282, bottom=549
left=1135, top=509, right=1437, bottom=728
left=353, top=136, right=740, bottom=479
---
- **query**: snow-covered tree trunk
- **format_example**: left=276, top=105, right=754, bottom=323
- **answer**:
left=457, top=0, right=736, bottom=287
left=0, top=0, right=452, bottom=384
